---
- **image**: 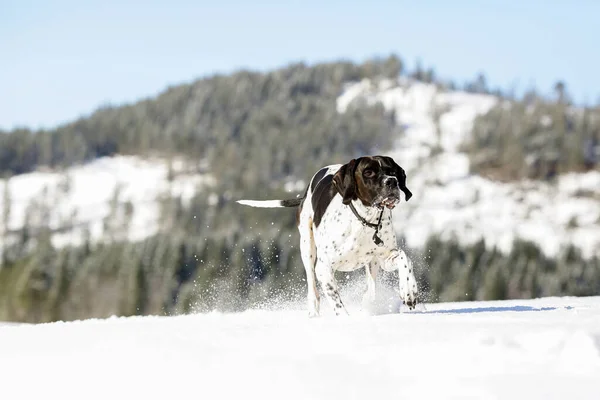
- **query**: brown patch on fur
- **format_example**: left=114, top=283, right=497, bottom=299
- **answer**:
left=332, top=158, right=360, bottom=204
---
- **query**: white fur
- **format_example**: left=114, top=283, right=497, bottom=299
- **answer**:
left=236, top=199, right=286, bottom=208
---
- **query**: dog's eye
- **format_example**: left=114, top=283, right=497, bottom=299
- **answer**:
left=363, top=169, right=375, bottom=178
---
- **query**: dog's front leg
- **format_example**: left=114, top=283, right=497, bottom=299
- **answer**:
left=315, top=260, right=349, bottom=316
left=383, top=249, right=418, bottom=309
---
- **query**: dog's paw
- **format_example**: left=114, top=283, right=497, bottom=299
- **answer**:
left=307, top=297, right=320, bottom=318
left=334, top=306, right=350, bottom=317
left=399, top=271, right=418, bottom=310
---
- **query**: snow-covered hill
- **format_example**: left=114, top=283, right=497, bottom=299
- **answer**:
left=1, top=77, right=598, bottom=258
left=338, top=78, right=600, bottom=258
left=1, top=296, right=599, bottom=400
left=0, top=156, right=214, bottom=248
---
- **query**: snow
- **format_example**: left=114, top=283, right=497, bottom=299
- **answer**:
left=0, top=156, right=214, bottom=248
left=338, top=78, right=600, bottom=258
left=0, top=296, right=599, bottom=400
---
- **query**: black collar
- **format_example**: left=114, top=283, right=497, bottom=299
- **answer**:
left=348, top=202, right=385, bottom=246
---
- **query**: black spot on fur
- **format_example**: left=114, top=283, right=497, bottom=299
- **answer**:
left=332, top=159, right=360, bottom=205
left=281, top=198, right=303, bottom=207
left=311, top=174, right=338, bottom=228
left=311, top=168, right=328, bottom=192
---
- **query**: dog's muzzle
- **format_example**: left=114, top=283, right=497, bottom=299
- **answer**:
left=375, top=194, right=400, bottom=209
left=375, top=177, right=401, bottom=209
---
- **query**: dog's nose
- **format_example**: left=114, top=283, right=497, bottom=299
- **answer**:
left=384, top=176, right=398, bottom=188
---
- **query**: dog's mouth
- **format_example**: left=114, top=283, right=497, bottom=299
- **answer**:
left=375, top=196, right=400, bottom=210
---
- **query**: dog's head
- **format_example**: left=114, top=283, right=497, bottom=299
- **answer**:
left=332, top=155, right=412, bottom=209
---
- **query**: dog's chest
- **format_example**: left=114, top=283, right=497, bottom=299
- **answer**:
left=313, top=200, right=395, bottom=270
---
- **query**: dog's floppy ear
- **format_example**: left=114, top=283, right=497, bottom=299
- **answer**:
left=333, top=158, right=359, bottom=205
left=401, top=182, right=413, bottom=201
left=381, top=156, right=412, bottom=201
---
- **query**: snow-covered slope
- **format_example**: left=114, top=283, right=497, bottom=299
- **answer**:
left=0, top=156, right=214, bottom=248
left=1, top=296, right=599, bottom=400
left=338, top=78, right=600, bottom=258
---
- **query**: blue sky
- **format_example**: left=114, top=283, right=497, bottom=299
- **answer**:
left=1, top=0, right=599, bottom=130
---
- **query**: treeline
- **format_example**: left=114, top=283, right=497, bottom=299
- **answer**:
left=0, top=231, right=304, bottom=323
left=465, top=83, right=600, bottom=181
left=419, top=236, right=600, bottom=303
left=0, top=57, right=405, bottom=181
left=2, top=208, right=598, bottom=323
left=4, top=55, right=597, bottom=185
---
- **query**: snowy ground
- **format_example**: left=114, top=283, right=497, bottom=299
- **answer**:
left=0, top=296, right=599, bottom=400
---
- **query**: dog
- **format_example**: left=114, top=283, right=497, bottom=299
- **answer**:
left=237, top=155, right=418, bottom=317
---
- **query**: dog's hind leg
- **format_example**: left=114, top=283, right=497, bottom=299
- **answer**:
left=361, top=260, right=379, bottom=313
left=299, top=217, right=320, bottom=317
left=315, top=260, right=349, bottom=316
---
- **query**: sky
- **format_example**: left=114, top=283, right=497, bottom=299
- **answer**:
left=1, top=0, right=599, bottom=130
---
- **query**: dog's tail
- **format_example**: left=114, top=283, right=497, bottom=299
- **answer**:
left=236, top=198, right=303, bottom=208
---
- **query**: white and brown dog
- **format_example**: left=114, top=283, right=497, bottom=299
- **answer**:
left=237, top=155, right=418, bottom=317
